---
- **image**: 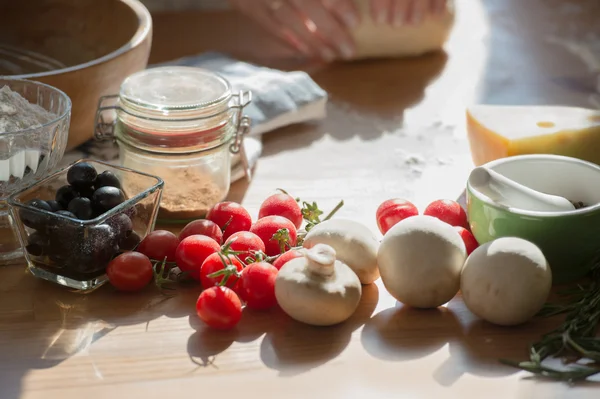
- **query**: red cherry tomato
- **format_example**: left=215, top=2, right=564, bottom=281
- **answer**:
left=272, top=249, right=304, bottom=270
left=136, top=230, right=180, bottom=262
left=179, top=219, right=223, bottom=244
left=238, top=262, right=278, bottom=310
left=423, top=199, right=469, bottom=229
left=107, top=251, right=153, bottom=292
left=207, top=201, right=253, bottom=241
left=250, top=215, right=298, bottom=257
left=454, top=226, right=479, bottom=256
left=376, top=198, right=419, bottom=235
left=200, top=253, right=244, bottom=289
left=258, top=193, right=303, bottom=229
left=225, top=231, right=266, bottom=264
left=196, top=286, right=242, bottom=330
left=175, top=235, right=221, bottom=281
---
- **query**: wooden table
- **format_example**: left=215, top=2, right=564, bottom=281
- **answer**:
left=2, top=0, right=600, bottom=398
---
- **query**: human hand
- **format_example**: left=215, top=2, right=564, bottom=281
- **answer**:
left=229, top=0, right=361, bottom=62
left=369, top=0, right=449, bottom=26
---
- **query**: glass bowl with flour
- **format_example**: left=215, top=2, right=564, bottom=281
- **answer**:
left=0, top=78, right=71, bottom=264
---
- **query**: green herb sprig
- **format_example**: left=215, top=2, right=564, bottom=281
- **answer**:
left=501, top=257, right=600, bottom=382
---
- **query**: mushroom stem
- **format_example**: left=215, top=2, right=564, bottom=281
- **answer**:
left=305, top=244, right=337, bottom=278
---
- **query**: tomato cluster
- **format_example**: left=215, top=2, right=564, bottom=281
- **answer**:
left=375, top=198, right=479, bottom=255
left=106, top=192, right=308, bottom=330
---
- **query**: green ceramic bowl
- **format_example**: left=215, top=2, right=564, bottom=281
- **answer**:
left=466, top=154, right=600, bottom=285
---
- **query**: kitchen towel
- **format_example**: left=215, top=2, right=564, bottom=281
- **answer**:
left=64, top=52, right=328, bottom=182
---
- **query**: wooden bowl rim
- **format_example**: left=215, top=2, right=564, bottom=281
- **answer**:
left=4, top=0, right=152, bottom=79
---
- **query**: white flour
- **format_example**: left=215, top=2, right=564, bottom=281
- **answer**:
left=0, top=85, right=56, bottom=133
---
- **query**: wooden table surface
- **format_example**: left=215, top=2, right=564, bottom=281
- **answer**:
left=2, top=0, right=600, bottom=398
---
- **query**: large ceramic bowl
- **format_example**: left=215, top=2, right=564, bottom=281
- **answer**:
left=466, top=154, right=600, bottom=284
left=0, top=0, right=152, bottom=150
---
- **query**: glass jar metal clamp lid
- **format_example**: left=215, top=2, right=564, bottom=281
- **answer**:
left=94, top=66, right=253, bottom=181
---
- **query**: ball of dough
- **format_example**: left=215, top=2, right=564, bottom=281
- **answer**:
left=377, top=215, right=467, bottom=308
left=349, top=0, right=456, bottom=60
left=461, top=237, right=552, bottom=326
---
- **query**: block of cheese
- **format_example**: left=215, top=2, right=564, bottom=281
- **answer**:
left=466, top=105, right=600, bottom=166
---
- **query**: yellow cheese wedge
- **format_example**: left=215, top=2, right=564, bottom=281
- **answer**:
left=466, top=105, right=600, bottom=166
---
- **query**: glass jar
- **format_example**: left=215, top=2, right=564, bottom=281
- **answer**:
left=94, top=66, right=252, bottom=224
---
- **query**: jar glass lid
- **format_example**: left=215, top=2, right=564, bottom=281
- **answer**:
left=119, top=66, right=232, bottom=114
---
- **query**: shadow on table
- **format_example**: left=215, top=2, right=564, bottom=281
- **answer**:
left=0, top=269, right=198, bottom=399
left=361, top=303, right=461, bottom=362
left=260, top=52, right=448, bottom=157
left=359, top=298, right=574, bottom=386
left=186, top=305, right=280, bottom=368
left=185, top=284, right=379, bottom=375
left=259, top=283, right=379, bottom=376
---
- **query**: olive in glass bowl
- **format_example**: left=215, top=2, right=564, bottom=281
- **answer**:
left=9, top=159, right=163, bottom=291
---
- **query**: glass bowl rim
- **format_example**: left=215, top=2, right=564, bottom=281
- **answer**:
left=0, top=77, right=73, bottom=136
left=8, top=158, right=164, bottom=226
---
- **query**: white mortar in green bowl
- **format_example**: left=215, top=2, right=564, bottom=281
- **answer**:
left=466, top=154, right=600, bottom=284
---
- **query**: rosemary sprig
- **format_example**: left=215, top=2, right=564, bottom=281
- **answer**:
left=501, top=257, right=600, bottom=381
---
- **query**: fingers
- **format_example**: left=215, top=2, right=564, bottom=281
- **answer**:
left=291, top=0, right=357, bottom=59
left=390, top=0, right=411, bottom=27
left=322, top=0, right=361, bottom=30
left=369, top=0, right=393, bottom=25
left=430, top=0, right=448, bottom=16
left=269, top=0, right=335, bottom=60
left=407, top=0, right=429, bottom=25
left=230, top=0, right=313, bottom=58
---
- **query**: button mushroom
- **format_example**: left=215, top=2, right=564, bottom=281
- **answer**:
left=274, top=243, right=362, bottom=326
left=377, top=215, right=467, bottom=309
left=461, top=237, right=552, bottom=326
left=302, top=219, right=380, bottom=284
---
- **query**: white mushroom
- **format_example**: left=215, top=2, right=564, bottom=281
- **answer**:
left=377, top=215, right=467, bottom=308
left=302, top=219, right=380, bottom=284
left=461, top=237, right=552, bottom=326
left=275, top=243, right=362, bottom=326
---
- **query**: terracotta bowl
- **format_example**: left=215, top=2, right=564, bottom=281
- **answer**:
left=0, top=0, right=152, bottom=150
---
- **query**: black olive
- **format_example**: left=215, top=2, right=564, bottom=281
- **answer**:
left=67, top=197, right=94, bottom=220
left=92, top=186, right=125, bottom=214
left=79, top=186, right=96, bottom=200
left=118, top=231, right=141, bottom=251
left=94, top=170, right=122, bottom=190
left=105, top=213, right=133, bottom=240
left=25, top=231, right=49, bottom=256
left=67, top=162, right=98, bottom=190
left=61, top=224, right=119, bottom=274
left=55, top=210, right=77, bottom=219
left=55, top=185, right=79, bottom=208
left=19, top=199, right=52, bottom=230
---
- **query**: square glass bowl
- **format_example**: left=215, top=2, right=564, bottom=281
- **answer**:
left=8, top=159, right=163, bottom=291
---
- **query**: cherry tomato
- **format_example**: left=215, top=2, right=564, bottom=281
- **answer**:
left=272, top=249, right=304, bottom=270
left=237, top=262, right=278, bottom=310
left=207, top=201, right=252, bottom=241
left=258, top=193, right=303, bottom=229
left=376, top=198, right=419, bottom=235
left=454, top=226, right=479, bottom=256
left=107, top=251, right=153, bottom=292
left=136, top=230, right=180, bottom=262
left=179, top=219, right=223, bottom=244
left=225, top=231, right=266, bottom=264
left=424, top=199, right=469, bottom=229
left=250, top=215, right=298, bottom=257
left=196, top=286, right=242, bottom=330
left=175, top=235, right=221, bottom=281
left=200, top=253, right=244, bottom=289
